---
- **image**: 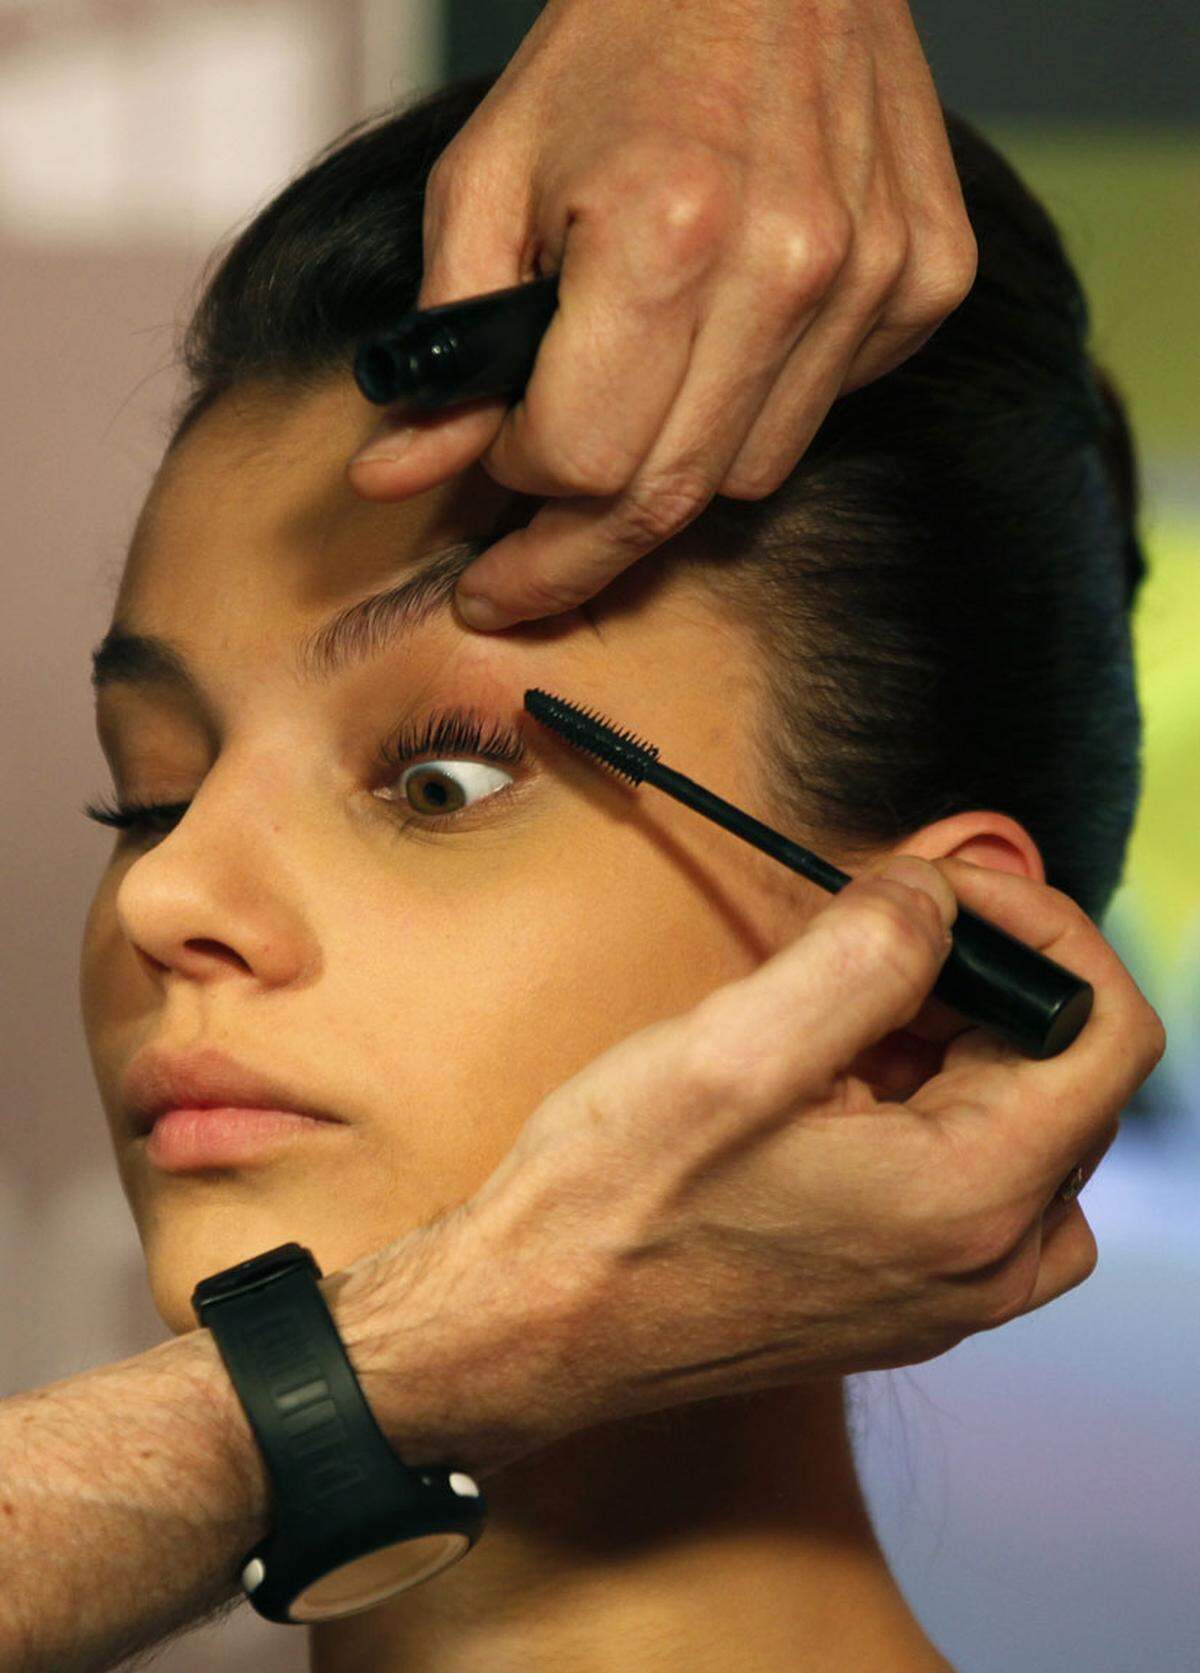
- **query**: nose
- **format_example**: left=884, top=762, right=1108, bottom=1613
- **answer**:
left=113, top=814, right=317, bottom=990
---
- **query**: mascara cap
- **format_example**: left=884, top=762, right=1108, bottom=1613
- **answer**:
left=932, top=905, right=1094, bottom=1059
left=355, top=275, right=560, bottom=409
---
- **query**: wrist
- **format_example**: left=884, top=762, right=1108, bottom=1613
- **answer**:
left=320, top=1205, right=568, bottom=1482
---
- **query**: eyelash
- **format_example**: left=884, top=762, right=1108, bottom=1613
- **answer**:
left=82, top=706, right=527, bottom=840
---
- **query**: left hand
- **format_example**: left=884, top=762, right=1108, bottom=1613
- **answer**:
left=348, top=0, right=978, bottom=631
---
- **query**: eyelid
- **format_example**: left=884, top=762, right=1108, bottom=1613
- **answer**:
left=373, top=704, right=527, bottom=777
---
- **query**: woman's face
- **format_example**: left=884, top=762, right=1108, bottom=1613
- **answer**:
left=79, top=377, right=820, bottom=1335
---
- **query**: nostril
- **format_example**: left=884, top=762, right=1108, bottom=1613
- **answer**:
left=183, top=938, right=249, bottom=969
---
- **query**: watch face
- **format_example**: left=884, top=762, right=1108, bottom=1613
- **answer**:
left=193, top=1242, right=317, bottom=1306
left=286, top=1532, right=473, bottom=1621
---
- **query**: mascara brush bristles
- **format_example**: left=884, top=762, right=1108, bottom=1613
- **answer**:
left=523, top=688, right=659, bottom=785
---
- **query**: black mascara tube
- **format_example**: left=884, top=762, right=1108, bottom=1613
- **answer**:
left=354, top=275, right=560, bottom=410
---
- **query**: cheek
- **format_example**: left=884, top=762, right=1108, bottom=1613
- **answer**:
left=78, top=872, right=123, bottom=1039
left=326, top=848, right=756, bottom=1211
left=78, top=862, right=156, bottom=1095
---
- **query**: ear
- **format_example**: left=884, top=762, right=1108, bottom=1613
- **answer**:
left=843, top=811, right=1047, bottom=1102
left=892, top=810, right=1046, bottom=885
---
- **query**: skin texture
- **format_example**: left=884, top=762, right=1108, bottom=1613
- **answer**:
left=76, top=376, right=1053, bottom=1669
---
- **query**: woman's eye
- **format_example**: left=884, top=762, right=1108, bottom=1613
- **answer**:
left=81, top=711, right=527, bottom=840
left=375, top=758, right=515, bottom=821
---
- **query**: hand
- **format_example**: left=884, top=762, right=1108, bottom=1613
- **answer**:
left=345, top=858, right=1163, bottom=1477
left=347, top=0, right=978, bottom=631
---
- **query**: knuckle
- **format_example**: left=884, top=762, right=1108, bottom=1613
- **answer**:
left=918, top=223, right=980, bottom=311
left=652, top=180, right=733, bottom=266
left=848, top=886, right=944, bottom=982
left=543, top=431, right=639, bottom=498
left=607, top=142, right=738, bottom=286
left=721, top=453, right=795, bottom=501
left=676, top=1014, right=758, bottom=1114
left=856, top=215, right=911, bottom=296
left=509, top=567, right=593, bottom=618
left=618, top=466, right=713, bottom=546
left=1142, top=1007, right=1169, bottom=1070
left=767, top=203, right=853, bottom=300
left=951, top=1204, right=1028, bottom=1281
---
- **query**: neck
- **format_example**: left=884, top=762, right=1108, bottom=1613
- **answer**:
left=310, top=1381, right=952, bottom=1672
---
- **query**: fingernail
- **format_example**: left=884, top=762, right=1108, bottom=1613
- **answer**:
left=351, top=426, right=414, bottom=466
left=456, top=591, right=517, bottom=631
left=877, top=856, right=957, bottom=930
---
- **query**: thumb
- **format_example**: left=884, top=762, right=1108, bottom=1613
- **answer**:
left=347, top=394, right=511, bottom=502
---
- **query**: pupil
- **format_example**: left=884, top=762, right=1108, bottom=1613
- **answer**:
left=409, top=767, right=460, bottom=813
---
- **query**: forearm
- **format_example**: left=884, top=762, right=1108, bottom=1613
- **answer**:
left=0, top=1314, right=263, bottom=1671
left=0, top=1268, right=383, bottom=1673
left=0, top=1209, right=538, bottom=1673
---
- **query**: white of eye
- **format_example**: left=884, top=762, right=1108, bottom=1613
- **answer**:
left=378, top=759, right=515, bottom=819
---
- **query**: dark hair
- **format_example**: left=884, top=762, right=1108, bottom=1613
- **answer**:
left=168, top=74, right=1147, bottom=924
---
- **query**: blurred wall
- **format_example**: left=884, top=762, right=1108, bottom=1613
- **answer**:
left=1, top=4, right=1196, bottom=1671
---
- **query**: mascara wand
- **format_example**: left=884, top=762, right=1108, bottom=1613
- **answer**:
left=523, top=688, right=1094, bottom=1061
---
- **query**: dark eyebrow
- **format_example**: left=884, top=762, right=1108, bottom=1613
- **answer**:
left=91, top=538, right=487, bottom=698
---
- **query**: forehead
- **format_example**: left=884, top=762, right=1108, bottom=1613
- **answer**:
left=117, top=378, right=524, bottom=625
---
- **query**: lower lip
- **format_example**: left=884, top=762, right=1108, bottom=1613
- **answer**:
left=144, top=1107, right=341, bottom=1171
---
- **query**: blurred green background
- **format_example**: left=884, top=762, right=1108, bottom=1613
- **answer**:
left=989, top=127, right=1198, bottom=1050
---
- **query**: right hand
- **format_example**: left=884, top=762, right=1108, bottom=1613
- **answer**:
left=350, top=856, right=1165, bottom=1476
left=349, top=0, right=976, bottom=633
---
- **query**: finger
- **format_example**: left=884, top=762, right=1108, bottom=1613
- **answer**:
left=835, top=148, right=977, bottom=394
left=1009, top=1203, right=1099, bottom=1319
left=911, top=860, right=1166, bottom=1201
left=715, top=279, right=892, bottom=498
left=351, top=228, right=697, bottom=505
left=451, top=255, right=841, bottom=626
left=352, top=200, right=723, bottom=594
left=683, top=857, right=956, bottom=1122
left=476, top=195, right=714, bottom=502
left=717, top=195, right=912, bottom=498
left=381, top=149, right=742, bottom=512
left=835, top=216, right=976, bottom=395
left=958, top=1137, right=1108, bottom=1335
left=719, top=157, right=974, bottom=495
left=837, top=314, right=943, bottom=394
left=348, top=395, right=513, bottom=501
left=838, top=10, right=977, bottom=396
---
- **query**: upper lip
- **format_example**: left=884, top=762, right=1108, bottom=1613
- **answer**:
left=122, top=1044, right=344, bottom=1135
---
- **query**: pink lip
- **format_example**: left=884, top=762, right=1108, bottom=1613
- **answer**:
left=144, top=1106, right=342, bottom=1172
left=122, top=1043, right=344, bottom=1137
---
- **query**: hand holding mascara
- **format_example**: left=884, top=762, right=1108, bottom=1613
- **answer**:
left=523, top=689, right=1094, bottom=1060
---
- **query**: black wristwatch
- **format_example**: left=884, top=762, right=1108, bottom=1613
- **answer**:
left=192, top=1241, right=486, bottom=1623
